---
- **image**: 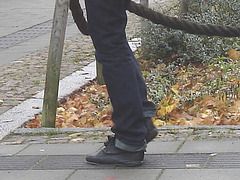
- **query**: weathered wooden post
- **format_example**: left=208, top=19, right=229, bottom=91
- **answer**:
left=42, top=0, right=70, bottom=127
left=181, top=0, right=190, bottom=13
left=140, top=0, right=149, bottom=30
left=96, top=62, right=105, bottom=85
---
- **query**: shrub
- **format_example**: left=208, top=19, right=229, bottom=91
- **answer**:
left=140, top=0, right=240, bottom=64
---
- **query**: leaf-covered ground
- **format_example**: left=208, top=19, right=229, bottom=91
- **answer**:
left=26, top=50, right=240, bottom=128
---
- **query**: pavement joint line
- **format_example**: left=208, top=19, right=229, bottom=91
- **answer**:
left=155, top=169, right=165, bottom=180
left=65, top=169, right=78, bottom=180
left=12, top=143, right=32, bottom=157
left=203, top=154, right=214, bottom=169
left=29, top=155, right=49, bottom=170
left=174, top=140, right=187, bottom=154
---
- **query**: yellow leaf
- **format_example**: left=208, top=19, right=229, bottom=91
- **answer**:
left=153, top=120, right=166, bottom=126
left=228, top=49, right=240, bottom=61
left=157, top=97, right=177, bottom=116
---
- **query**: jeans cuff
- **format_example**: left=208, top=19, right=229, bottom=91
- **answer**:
left=115, top=138, right=147, bottom=152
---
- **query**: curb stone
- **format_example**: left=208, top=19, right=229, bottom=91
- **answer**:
left=2, top=125, right=240, bottom=146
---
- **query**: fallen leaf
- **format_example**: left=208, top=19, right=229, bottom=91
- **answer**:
left=228, top=49, right=240, bottom=61
left=57, top=107, right=65, bottom=113
left=69, top=132, right=83, bottom=137
left=157, top=97, right=178, bottom=116
left=32, top=106, right=40, bottom=109
left=26, top=118, right=41, bottom=128
left=71, top=138, right=85, bottom=142
left=202, top=115, right=215, bottom=126
left=153, top=119, right=166, bottom=126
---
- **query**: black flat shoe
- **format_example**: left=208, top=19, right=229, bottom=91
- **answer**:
left=86, top=136, right=144, bottom=167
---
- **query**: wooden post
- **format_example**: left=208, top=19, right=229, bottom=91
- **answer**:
left=140, top=0, right=149, bottom=9
left=42, top=0, right=69, bottom=127
left=181, top=0, right=190, bottom=13
left=96, top=62, right=105, bottom=85
left=140, top=0, right=149, bottom=30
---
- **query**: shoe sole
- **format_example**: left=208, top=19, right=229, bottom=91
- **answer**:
left=86, top=160, right=144, bottom=167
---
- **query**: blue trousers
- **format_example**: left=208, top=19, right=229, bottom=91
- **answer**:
left=85, top=0, right=156, bottom=147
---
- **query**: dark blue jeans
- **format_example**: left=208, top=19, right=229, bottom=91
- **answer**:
left=85, top=0, right=156, bottom=147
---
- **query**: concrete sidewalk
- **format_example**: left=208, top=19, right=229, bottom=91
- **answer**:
left=1, top=128, right=240, bottom=180
left=1, top=0, right=240, bottom=180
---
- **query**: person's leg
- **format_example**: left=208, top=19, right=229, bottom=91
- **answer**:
left=85, top=0, right=157, bottom=166
left=130, top=51, right=158, bottom=142
left=85, top=0, right=147, bottom=148
left=85, top=0, right=146, bottom=166
left=129, top=49, right=156, bottom=119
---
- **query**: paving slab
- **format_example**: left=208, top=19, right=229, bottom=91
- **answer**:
left=17, top=143, right=103, bottom=155
left=159, top=169, right=240, bottom=180
left=0, top=0, right=55, bottom=36
left=0, top=145, right=28, bottom=156
left=68, top=169, right=162, bottom=180
left=146, top=141, right=182, bottom=154
left=207, top=153, right=240, bottom=169
left=0, top=170, right=73, bottom=180
left=143, top=154, right=209, bottom=169
left=0, top=22, right=79, bottom=66
left=0, top=156, right=44, bottom=170
left=179, top=140, right=240, bottom=153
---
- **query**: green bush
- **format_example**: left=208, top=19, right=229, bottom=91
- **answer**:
left=141, top=0, right=240, bottom=64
